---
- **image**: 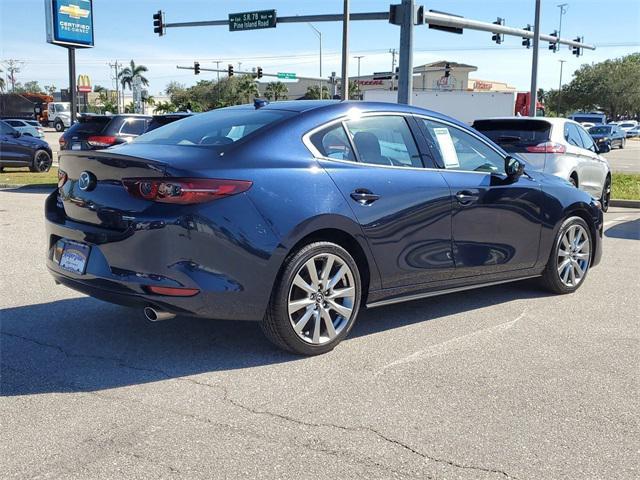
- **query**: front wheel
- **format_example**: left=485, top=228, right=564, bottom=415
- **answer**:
left=261, top=241, right=362, bottom=355
left=54, top=120, right=65, bottom=132
left=540, top=216, right=592, bottom=294
left=29, top=150, right=52, bottom=173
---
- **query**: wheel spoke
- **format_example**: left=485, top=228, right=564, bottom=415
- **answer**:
left=561, top=236, right=571, bottom=250
left=557, top=258, right=571, bottom=275
left=321, top=309, right=337, bottom=339
left=558, top=248, right=571, bottom=257
left=320, top=256, right=335, bottom=287
left=293, top=274, right=315, bottom=294
left=304, top=259, right=320, bottom=289
left=293, top=307, right=314, bottom=334
left=327, top=265, right=348, bottom=290
left=312, top=311, right=321, bottom=344
left=328, top=286, right=354, bottom=300
left=561, top=263, right=571, bottom=283
left=574, top=252, right=589, bottom=260
left=574, top=260, right=585, bottom=277
left=327, top=299, right=352, bottom=319
left=288, top=297, right=314, bottom=315
left=569, top=263, right=576, bottom=284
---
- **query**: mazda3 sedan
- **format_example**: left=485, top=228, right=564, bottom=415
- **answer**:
left=46, top=101, right=603, bottom=355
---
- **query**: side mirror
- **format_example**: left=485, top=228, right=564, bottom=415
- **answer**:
left=505, top=156, right=525, bottom=180
left=596, top=143, right=611, bottom=154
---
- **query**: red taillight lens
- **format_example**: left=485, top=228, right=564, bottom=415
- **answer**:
left=57, top=169, right=68, bottom=188
left=59, top=137, right=66, bottom=147
left=145, top=286, right=200, bottom=297
left=525, top=142, right=566, bottom=154
left=87, top=135, right=117, bottom=147
left=122, top=178, right=252, bottom=205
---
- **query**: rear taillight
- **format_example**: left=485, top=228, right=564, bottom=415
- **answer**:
left=57, top=169, right=68, bottom=188
left=87, top=135, right=117, bottom=147
left=525, top=142, right=566, bottom=154
left=59, top=137, right=66, bottom=147
left=122, top=178, right=252, bottom=205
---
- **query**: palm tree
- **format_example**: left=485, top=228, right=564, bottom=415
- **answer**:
left=0, top=68, right=5, bottom=92
left=118, top=60, right=149, bottom=92
left=237, top=75, right=259, bottom=103
left=264, top=81, right=288, bottom=101
left=305, top=85, right=330, bottom=100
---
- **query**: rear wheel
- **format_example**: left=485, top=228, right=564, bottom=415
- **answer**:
left=261, top=242, right=362, bottom=355
left=54, top=120, right=65, bottom=132
left=29, top=150, right=52, bottom=173
left=600, top=176, right=611, bottom=212
left=620, top=138, right=625, bottom=149
left=540, top=216, right=592, bottom=294
left=569, top=174, right=579, bottom=188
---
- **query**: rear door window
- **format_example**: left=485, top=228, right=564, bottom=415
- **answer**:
left=309, top=124, right=355, bottom=161
left=119, top=118, right=147, bottom=136
left=472, top=119, right=551, bottom=153
left=67, top=117, right=110, bottom=135
left=564, top=123, right=584, bottom=148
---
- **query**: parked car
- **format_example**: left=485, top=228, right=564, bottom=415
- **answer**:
left=47, top=101, right=604, bottom=355
left=2, top=118, right=45, bottom=138
left=569, top=112, right=607, bottom=126
left=0, top=120, right=52, bottom=172
left=145, top=112, right=193, bottom=133
left=589, top=124, right=626, bottom=150
left=59, top=114, right=151, bottom=151
left=625, top=125, right=640, bottom=138
left=618, top=121, right=639, bottom=136
left=472, top=117, right=611, bottom=210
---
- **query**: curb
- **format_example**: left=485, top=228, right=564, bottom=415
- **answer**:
left=0, top=184, right=56, bottom=190
left=610, top=199, right=640, bottom=209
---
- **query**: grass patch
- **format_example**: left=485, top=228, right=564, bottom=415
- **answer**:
left=0, top=167, right=58, bottom=187
left=612, top=173, right=640, bottom=200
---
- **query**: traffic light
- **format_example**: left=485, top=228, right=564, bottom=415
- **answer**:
left=491, top=18, right=504, bottom=44
left=444, top=63, right=451, bottom=78
left=194, top=61, right=200, bottom=75
left=228, top=64, right=234, bottom=77
left=153, top=10, right=164, bottom=36
left=257, top=67, right=263, bottom=79
left=572, top=37, right=583, bottom=57
left=549, top=30, right=559, bottom=52
left=522, top=24, right=531, bottom=49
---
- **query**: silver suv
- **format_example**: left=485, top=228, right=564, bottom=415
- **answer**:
left=473, top=117, right=612, bottom=210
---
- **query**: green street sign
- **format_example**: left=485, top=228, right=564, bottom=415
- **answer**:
left=229, top=10, right=277, bottom=31
left=277, top=72, right=297, bottom=80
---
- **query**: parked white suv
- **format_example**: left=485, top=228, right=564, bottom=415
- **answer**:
left=472, top=117, right=612, bottom=210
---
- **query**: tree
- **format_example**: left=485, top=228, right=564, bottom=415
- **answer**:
left=2, top=59, right=22, bottom=91
left=153, top=101, right=177, bottom=114
left=264, top=81, right=288, bottom=101
left=0, top=68, right=5, bottom=92
left=15, top=80, right=42, bottom=94
left=44, top=84, right=57, bottom=96
left=118, top=60, right=149, bottom=92
left=93, top=85, right=106, bottom=93
left=237, top=75, right=259, bottom=103
left=305, top=84, right=331, bottom=100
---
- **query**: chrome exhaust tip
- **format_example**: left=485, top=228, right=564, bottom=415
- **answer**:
left=144, top=306, right=176, bottom=322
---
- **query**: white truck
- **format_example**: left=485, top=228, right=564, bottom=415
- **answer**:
left=47, top=102, right=72, bottom=132
left=363, top=90, right=538, bottom=124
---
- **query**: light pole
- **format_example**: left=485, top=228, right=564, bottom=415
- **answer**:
left=340, top=0, right=350, bottom=100
left=557, top=3, right=568, bottom=50
left=308, top=23, right=323, bottom=96
left=354, top=55, right=364, bottom=99
left=529, top=0, right=542, bottom=117
left=557, top=59, right=566, bottom=115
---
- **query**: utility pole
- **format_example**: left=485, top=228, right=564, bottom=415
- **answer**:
left=389, top=48, right=397, bottom=91
left=340, top=0, right=350, bottom=100
left=557, top=3, right=568, bottom=50
left=354, top=55, right=364, bottom=99
left=529, top=0, right=542, bottom=117
left=308, top=23, right=323, bottom=94
left=238, top=61, right=242, bottom=72
left=109, top=61, right=122, bottom=113
left=557, top=59, right=566, bottom=115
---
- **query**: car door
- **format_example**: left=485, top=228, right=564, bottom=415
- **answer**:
left=0, top=121, right=25, bottom=164
left=307, top=114, right=455, bottom=289
left=576, top=123, right=608, bottom=196
left=416, top=116, right=543, bottom=279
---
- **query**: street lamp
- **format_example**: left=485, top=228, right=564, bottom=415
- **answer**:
left=557, top=59, right=566, bottom=115
left=557, top=3, right=568, bottom=49
left=308, top=23, right=323, bottom=96
left=354, top=55, right=364, bottom=99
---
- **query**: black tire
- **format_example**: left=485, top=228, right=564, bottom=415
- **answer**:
left=540, top=216, right=592, bottom=294
left=261, top=241, right=362, bottom=355
left=54, top=120, right=65, bottom=132
left=620, top=138, right=625, bottom=149
left=29, top=149, right=52, bottom=173
left=569, top=174, right=578, bottom=188
left=600, top=175, right=611, bottom=212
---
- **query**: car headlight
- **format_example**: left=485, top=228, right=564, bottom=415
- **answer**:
left=601, top=137, right=609, bottom=142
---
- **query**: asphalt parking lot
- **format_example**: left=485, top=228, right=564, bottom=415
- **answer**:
left=603, top=140, right=640, bottom=174
left=1, top=189, right=638, bottom=479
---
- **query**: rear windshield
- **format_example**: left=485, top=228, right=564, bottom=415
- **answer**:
left=620, top=123, right=636, bottom=128
left=472, top=120, right=551, bottom=152
left=146, top=115, right=191, bottom=133
left=67, top=117, right=111, bottom=134
left=134, top=108, right=295, bottom=147
left=572, top=115, right=604, bottom=124
left=589, top=126, right=612, bottom=134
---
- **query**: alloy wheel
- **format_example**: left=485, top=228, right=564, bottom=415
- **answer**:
left=557, top=224, right=590, bottom=287
left=34, top=151, right=51, bottom=172
left=287, top=253, right=356, bottom=345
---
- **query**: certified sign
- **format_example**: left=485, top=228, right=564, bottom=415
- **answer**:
left=45, top=0, right=95, bottom=48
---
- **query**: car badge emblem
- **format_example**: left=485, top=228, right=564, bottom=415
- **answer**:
left=78, top=171, right=96, bottom=191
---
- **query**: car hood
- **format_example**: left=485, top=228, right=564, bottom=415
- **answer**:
left=589, top=133, right=609, bottom=139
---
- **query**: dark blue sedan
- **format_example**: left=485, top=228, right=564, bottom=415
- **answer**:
left=46, top=101, right=603, bottom=355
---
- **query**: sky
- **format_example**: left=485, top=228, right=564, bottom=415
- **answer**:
left=1, top=0, right=638, bottom=96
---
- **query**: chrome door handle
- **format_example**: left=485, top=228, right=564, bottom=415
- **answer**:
left=455, top=191, right=479, bottom=205
left=350, top=189, right=380, bottom=205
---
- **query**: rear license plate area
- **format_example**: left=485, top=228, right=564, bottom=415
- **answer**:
left=55, top=239, right=90, bottom=274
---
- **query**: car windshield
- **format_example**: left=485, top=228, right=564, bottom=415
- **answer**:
left=589, top=126, right=611, bottom=134
left=620, top=123, right=635, bottom=128
left=56, top=104, right=70, bottom=112
left=134, top=108, right=295, bottom=147
left=472, top=119, right=551, bottom=153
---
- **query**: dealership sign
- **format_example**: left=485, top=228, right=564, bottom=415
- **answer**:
left=45, top=0, right=94, bottom=48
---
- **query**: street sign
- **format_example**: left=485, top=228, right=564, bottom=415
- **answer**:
left=277, top=72, right=296, bottom=80
left=45, top=0, right=95, bottom=48
left=228, top=10, right=276, bottom=32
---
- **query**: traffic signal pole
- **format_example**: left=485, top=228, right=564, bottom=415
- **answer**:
left=159, top=4, right=595, bottom=109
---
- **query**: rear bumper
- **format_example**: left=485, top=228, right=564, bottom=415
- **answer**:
left=45, top=191, right=283, bottom=321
